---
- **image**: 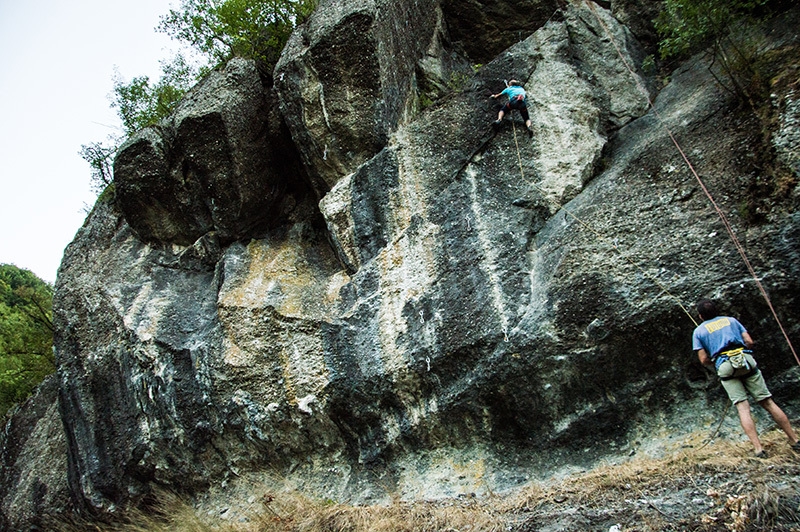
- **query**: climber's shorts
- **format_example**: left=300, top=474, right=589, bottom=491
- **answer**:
left=720, top=369, right=772, bottom=405
left=502, top=99, right=529, bottom=122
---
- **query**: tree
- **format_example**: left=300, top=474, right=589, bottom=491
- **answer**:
left=111, top=53, right=204, bottom=136
left=0, top=265, right=54, bottom=418
left=655, top=0, right=772, bottom=105
left=157, top=0, right=317, bottom=66
left=79, top=138, right=119, bottom=197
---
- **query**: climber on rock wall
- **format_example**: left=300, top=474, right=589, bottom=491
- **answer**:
left=490, top=79, right=533, bottom=138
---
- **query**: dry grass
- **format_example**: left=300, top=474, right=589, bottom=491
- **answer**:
left=52, top=489, right=504, bottom=532
left=52, top=430, right=800, bottom=532
left=500, top=431, right=800, bottom=531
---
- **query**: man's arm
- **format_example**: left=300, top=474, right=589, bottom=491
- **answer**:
left=491, top=87, right=510, bottom=99
left=742, top=331, right=754, bottom=349
left=697, top=348, right=714, bottom=368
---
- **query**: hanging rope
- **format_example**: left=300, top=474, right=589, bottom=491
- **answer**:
left=583, top=0, right=799, bottom=366
left=509, top=119, right=698, bottom=325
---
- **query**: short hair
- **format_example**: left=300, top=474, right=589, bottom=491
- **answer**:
left=696, top=299, right=718, bottom=321
left=509, top=79, right=522, bottom=86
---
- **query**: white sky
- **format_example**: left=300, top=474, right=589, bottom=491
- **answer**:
left=0, top=0, right=183, bottom=283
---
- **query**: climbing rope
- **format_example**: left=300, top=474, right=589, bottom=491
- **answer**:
left=511, top=105, right=729, bottom=449
left=583, top=0, right=799, bottom=366
left=509, top=119, right=699, bottom=326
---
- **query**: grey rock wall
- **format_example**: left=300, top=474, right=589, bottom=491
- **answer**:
left=275, top=0, right=441, bottom=192
left=441, top=0, right=562, bottom=64
left=610, top=0, right=663, bottom=49
left=4, top=1, right=800, bottom=525
left=0, top=375, right=70, bottom=529
left=114, top=58, right=305, bottom=246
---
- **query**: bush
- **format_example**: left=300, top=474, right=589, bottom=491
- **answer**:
left=0, top=264, right=54, bottom=418
left=654, top=0, right=772, bottom=105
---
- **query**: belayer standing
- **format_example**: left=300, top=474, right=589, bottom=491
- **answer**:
left=490, top=80, right=533, bottom=138
left=692, top=299, right=800, bottom=458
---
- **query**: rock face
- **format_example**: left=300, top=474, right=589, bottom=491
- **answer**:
left=114, top=58, right=306, bottom=246
left=274, top=0, right=475, bottom=194
left=774, top=90, right=800, bottom=177
left=610, top=0, right=663, bottom=49
left=0, top=375, right=70, bottom=529
left=441, top=0, right=562, bottom=64
left=4, top=1, right=800, bottom=525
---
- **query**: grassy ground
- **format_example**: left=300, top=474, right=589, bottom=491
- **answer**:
left=53, top=429, right=800, bottom=532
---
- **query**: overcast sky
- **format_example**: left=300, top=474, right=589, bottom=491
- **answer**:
left=0, top=0, right=182, bottom=283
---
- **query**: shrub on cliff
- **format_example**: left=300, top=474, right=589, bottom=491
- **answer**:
left=158, top=0, right=317, bottom=67
left=654, top=0, right=773, bottom=105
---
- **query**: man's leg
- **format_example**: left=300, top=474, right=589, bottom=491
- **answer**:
left=497, top=110, right=505, bottom=121
left=758, top=397, right=799, bottom=444
left=735, top=400, right=764, bottom=454
left=518, top=106, right=533, bottom=136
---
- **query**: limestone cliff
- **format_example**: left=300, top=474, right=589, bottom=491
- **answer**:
left=3, top=1, right=800, bottom=528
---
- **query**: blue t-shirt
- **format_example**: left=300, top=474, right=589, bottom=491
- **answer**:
left=501, top=86, right=526, bottom=102
left=692, top=316, right=747, bottom=368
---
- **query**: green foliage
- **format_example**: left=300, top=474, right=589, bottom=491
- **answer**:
left=641, top=54, right=656, bottom=75
left=655, top=0, right=772, bottom=104
left=419, top=92, right=434, bottom=109
left=0, top=264, right=54, bottom=418
left=655, top=0, right=769, bottom=59
left=157, top=0, right=318, bottom=66
left=446, top=71, right=472, bottom=93
left=112, top=53, right=203, bottom=135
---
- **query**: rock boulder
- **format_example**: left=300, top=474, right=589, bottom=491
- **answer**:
left=114, top=58, right=305, bottom=246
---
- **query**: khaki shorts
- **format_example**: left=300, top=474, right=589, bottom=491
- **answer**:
left=720, top=368, right=772, bottom=405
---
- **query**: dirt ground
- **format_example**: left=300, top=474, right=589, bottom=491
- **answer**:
left=502, top=430, right=800, bottom=532
left=50, top=427, right=800, bottom=532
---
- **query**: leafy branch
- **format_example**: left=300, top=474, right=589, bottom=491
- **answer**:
left=655, top=0, right=772, bottom=106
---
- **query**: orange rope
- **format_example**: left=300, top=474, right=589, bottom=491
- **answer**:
left=584, top=0, right=799, bottom=365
